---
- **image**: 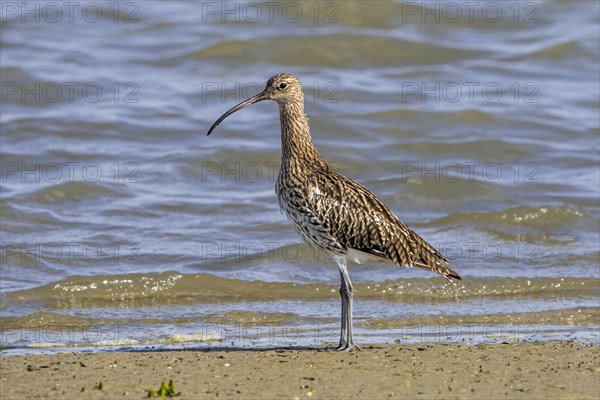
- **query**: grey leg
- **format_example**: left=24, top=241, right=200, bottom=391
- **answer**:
left=346, top=283, right=357, bottom=350
left=336, top=269, right=348, bottom=350
left=334, top=256, right=360, bottom=351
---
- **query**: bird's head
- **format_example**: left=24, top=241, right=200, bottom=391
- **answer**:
left=264, top=73, right=303, bottom=103
left=207, top=73, right=303, bottom=136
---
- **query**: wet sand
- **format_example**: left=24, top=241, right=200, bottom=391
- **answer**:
left=1, top=342, right=598, bottom=399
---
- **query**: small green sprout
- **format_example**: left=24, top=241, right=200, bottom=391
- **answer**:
left=147, top=380, right=179, bottom=398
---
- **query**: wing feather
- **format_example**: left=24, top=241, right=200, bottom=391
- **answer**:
left=298, top=167, right=461, bottom=280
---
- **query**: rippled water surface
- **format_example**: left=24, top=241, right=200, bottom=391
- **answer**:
left=1, top=1, right=599, bottom=352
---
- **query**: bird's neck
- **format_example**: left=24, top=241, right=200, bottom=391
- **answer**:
left=279, top=100, right=323, bottom=169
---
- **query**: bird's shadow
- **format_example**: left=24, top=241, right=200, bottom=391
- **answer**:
left=125, top=344, right=383, bottom=353
left=129, top=345, right=327, bottom=353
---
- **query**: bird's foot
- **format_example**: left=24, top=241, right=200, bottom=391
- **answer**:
left=334, top=342, right=361, bottom=352
left=331, top=342, right=346, bottom=352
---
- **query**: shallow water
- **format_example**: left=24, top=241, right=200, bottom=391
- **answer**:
left=1, top=1, right=599, bottom=352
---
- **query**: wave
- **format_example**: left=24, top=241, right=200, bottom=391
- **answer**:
left=4, top=273, right=597, bottom=309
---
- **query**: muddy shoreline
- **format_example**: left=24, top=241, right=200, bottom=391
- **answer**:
left=1, top=342, right=598, bottom=399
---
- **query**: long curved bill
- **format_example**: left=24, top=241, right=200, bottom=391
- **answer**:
left=206, top=91, right=268, bottom=135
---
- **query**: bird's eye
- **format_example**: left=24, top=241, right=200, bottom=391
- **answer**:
left=278, top=82, right=288, bottom=90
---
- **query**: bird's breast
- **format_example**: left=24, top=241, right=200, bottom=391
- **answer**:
left=275, top=170, right=346, bottom=255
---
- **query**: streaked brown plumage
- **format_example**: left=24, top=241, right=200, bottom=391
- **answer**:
left=207, top=73, right=461, bottom=351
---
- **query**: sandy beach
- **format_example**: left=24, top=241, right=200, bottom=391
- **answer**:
left=1, top=342, right=598, bottom=399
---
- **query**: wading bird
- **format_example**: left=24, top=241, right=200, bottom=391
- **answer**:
left=207, top=73, right=461, bottom=351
